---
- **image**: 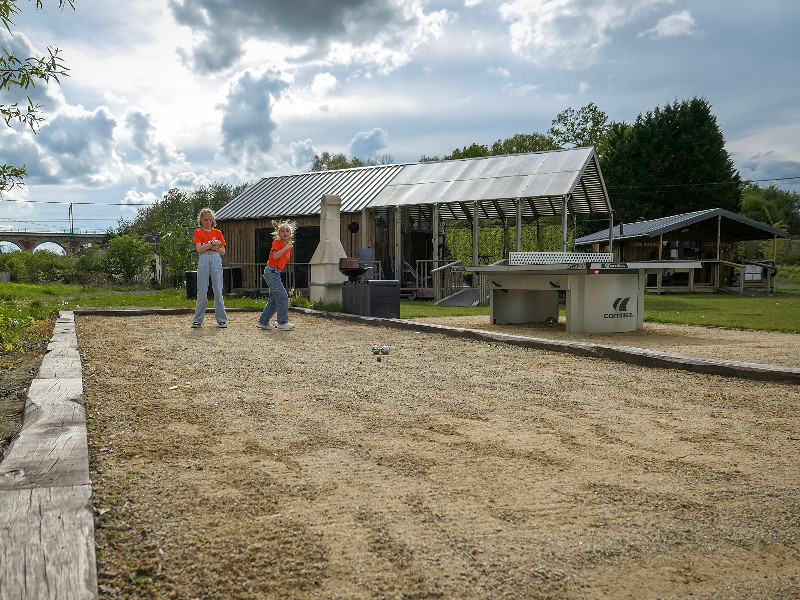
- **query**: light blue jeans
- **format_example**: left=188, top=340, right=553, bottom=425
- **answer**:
left=258, top=265, right=289, bottom=326
left=193, top=251, right=227, bottom=325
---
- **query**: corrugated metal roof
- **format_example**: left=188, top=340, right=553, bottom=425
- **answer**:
left=215, top=163, right=406, bottom=220
left=368, top=147, right=610, bottom=219
left=216, top=147, right=611, bottom=221
left=575, top=208, right=788, bottom=244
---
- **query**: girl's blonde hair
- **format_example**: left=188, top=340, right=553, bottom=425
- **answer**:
left=197, top=207, right=216, bottom=227
left=272, top=219, right=296, bottom=239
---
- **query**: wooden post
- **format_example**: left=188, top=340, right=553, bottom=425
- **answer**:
left=394, top=205, right=402, bottom=280
left=472, top=200, right=479, bottom=267
left=433, top=203, right=440, bottom=265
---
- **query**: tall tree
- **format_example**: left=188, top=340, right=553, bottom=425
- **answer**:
left=1, top=0, right=73, bottom=195
left=600, top=97, right=742, bottom=223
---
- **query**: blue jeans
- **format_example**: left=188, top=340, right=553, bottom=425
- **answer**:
left=193, top=251, right=227, bottom=325
left=259, top=266, right=289, bottom=326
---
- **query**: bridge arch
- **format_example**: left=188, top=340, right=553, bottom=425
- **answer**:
left=0, top=232, right=106, bottom=255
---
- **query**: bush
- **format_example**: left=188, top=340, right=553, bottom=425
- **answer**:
left=0, top=249, right=80, bottom=284
left=289, top=290, right=312, bottom=308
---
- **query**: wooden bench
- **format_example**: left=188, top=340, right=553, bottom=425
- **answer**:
left=0, top=311, right=98, bottom=599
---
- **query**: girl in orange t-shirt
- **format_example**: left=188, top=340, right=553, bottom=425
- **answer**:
left=257, top=219, right=295, bottom=330
left=191, top=208, right=227, bottom=328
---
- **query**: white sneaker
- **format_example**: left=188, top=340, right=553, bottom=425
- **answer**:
left=275, top=322, right=295, bottom=330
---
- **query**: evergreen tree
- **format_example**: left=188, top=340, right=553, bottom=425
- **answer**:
left=601, top=97, right=742, bottom=222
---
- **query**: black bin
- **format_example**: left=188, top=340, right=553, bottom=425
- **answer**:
left=342, top=280, right=400, bottom=319
left=186, top=267, right=243, bottom=299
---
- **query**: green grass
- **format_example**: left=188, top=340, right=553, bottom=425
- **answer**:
left=1, top=282, right=799, bottom=361
left=402, top=292, right=800, bottom=333
left=642, top=293, right=800, bottom=332
left=400, top=301, right=490, bottom=318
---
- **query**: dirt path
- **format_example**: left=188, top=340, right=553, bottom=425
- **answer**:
left=78, top=312, right=800, bottom=599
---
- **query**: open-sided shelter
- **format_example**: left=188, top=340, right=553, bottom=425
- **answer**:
left=214, top=147, right=612, bottom=297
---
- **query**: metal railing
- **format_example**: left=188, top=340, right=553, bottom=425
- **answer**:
left=431, top=260, right=467, bottom=302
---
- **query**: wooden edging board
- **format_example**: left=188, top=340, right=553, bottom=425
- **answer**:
left=0, top=311, right=98, bottom=600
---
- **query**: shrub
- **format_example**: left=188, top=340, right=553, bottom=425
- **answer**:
left=288, top=289, right=312, bottom=308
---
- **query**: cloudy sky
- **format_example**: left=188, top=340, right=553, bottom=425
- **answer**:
left=1, top=0, right=799, bottom=239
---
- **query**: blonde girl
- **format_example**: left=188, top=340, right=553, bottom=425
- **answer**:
left=257, top=219, right=296, bottom=330
left=191, top=208, right=228, bottom=328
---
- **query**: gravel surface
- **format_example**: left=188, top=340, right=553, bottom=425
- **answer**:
left=78, top=312, right=800, bottom=599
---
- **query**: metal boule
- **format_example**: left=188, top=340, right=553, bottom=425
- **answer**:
left=380, top=346, right=390, bottom=355
left=372, top=345, right=381, bottom=354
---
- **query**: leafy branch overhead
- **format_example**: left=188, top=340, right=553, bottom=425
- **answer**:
left=0, top=0, right=74, bottom=194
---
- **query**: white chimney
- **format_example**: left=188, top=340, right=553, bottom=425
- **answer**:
left=309, top=194, right=347, bottom=304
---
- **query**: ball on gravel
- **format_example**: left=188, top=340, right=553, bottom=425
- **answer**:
left=377, top=356, right=382, bottom=362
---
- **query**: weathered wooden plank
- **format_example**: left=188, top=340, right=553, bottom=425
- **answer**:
left=0, top=485, right=98, bottom=600
left=37, top=349, right=82, bottom=380
left=0, top=312, right=98, bottom=599
left=0, top=377, right=88, bottom=489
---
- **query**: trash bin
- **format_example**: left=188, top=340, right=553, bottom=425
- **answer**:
left=342, top=280, right=400, bottom=318
left=186, top=270, right=197, bottom=300
left=185, top=271, right=214, bottom=300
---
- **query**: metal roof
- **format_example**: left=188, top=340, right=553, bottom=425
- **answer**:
left=215, top=163, right=406, bottom=220
left=216, top=147, right=610, bottom=221
left=367, top=147, right=610, bottom=219
left=575, top=208, right=788, bottom=244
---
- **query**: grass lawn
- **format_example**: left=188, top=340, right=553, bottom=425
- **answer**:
left=2, top=282, right=800, bottom=361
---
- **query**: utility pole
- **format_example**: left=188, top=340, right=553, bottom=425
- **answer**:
left=69, top=203, right=74, bottom=234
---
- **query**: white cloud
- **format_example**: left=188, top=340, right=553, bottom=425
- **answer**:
left=498, top=0, right=672, bottom=68
left=488, top=67, right=511, bottom=77
left=311, top=73, right=339, bottom=97
left=349, top=128, right=390, bottom=159
left=289, top=139, right=318, bottom=172
left=639, top=10, right=702, bottom=39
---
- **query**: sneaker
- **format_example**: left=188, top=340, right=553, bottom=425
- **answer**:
left=218, top=322, right=227, bottom=328
left=275, top=322, right=295, bottom=330
left=256, top=322, right=269, bottom=330
left=191, top=321, right=201, bottom=328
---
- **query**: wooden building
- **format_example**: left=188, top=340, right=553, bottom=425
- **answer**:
left=574, top=208, right=788, bottom=293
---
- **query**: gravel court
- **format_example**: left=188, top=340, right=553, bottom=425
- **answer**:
left=77, top=312, right=800, bottom=599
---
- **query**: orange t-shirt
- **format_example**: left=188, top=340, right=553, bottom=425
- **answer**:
left=193, top=228, right=225, bottom=248
left=267, top=239, right=291, bottom=270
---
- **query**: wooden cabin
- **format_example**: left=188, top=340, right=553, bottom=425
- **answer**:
left=574, top=208, right=788, bottom=293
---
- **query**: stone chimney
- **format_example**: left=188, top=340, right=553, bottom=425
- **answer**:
left=309, top=194, right=347, bottom=304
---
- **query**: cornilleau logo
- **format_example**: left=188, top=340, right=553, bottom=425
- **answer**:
left=605, top=297, right=634, bottom=319
left=613, top=297, right=630, bottom=312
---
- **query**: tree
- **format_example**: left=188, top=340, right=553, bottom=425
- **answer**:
left=116, top=183, right=247, bottom=285
left=740, top=183, right=800, bottom=234
left=311, top=152, right=394, bottom=171
left=548, top=102, right=610, bottom=152
left=102, top=234, right=153, bottom=284
left=1, top=0, right=73, bottom=195
left=490, top=133, right=559, bottom=155
left=600, top=97, right=742, bottom=223
left=444, top=143, right=490, bottom=160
